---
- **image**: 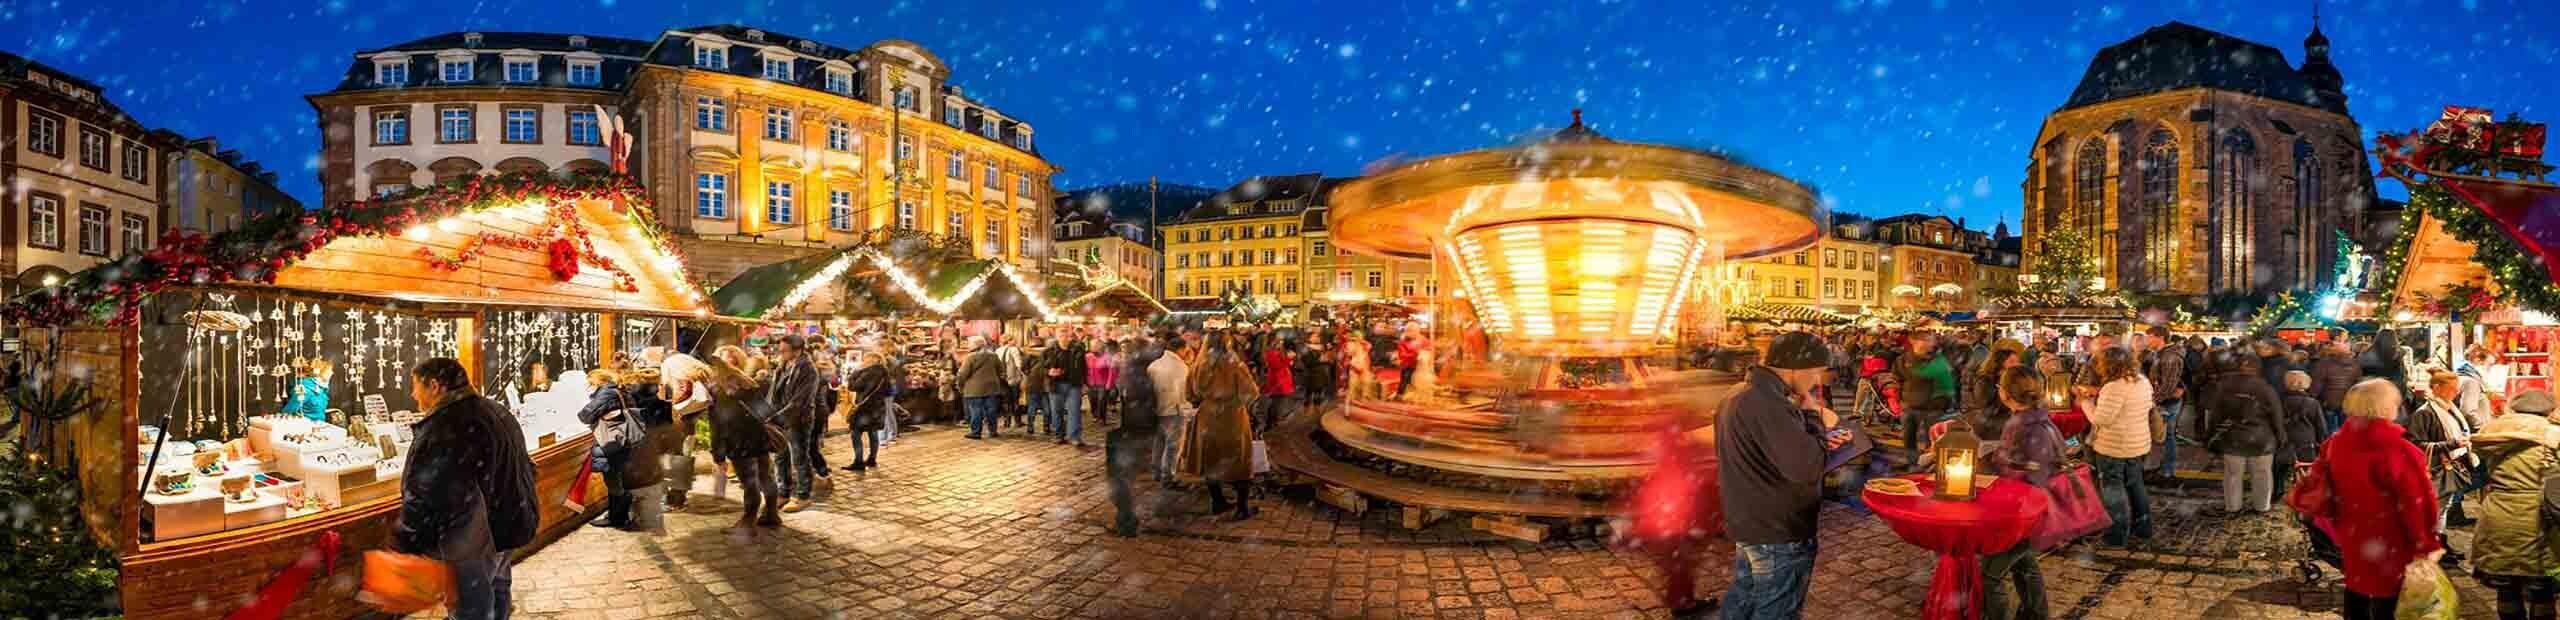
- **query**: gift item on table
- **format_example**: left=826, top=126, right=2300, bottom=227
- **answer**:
left=143, top=484, right=225, bottom=540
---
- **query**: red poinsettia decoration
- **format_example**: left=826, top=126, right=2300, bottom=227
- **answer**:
left=546, top=237, right=582, bottom=282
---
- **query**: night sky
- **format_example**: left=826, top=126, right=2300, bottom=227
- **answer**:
left=6, top=0, right=2558, bottom=226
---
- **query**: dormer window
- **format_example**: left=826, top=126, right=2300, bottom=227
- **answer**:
left=943, top=105, right=962, bottom=126
left=797, top=40, right=819, bottom=53
left=568, top=35, right=588, bottom=48
left=693, top=44, right=727, bottom=69
left=893, top=87, right=917, bottom=112
left=980, top=117, right=998, bottom=139
left=463, top=32, right=484, bottom=47
left=1011, top=130, right=1031, bottom=150
left=374, top=59, right=409, bottom=86
left=762, top=56, right=792, bottom=81
left=567, top=59, right=601, bottom=86
left=744, top=29, right=765, bottom=42
left=439, top=57, right=473, bottom=82
left=823, top=69, right=852, bottom=95
left=502, top=57, right=538, bottom=83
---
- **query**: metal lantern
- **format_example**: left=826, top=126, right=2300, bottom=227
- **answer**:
left=1932, top=422, right=1983, bottom=501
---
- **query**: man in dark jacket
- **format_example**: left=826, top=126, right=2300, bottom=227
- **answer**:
left=1718, top=332, right=1851, bottom=620
left=958, top=337, right=1006, bottom=439
left=1107, top=337, right=1165, bottom=537
left=766, top=336, right=829, bottom=512
left=2204, top=350, right=2289, bottom=513
left=1043, top=335, right=1090, bottom=446
left=397, top=358, right=538, bottom=620
left=2310, top=341, right=2359, bottom=433
left=2144, top=328, right=2189, bottom=477
left=2276, top=370, right=2326, bottom=496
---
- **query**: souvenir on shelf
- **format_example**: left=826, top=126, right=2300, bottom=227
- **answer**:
left=151, top=470, right=194, bottom=496
left=222, top=477, right=256, bottom=504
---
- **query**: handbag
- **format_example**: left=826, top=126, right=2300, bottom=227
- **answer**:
left=2147, top=403, right=2169, bottom=445
left=1250, top=439, right=1272, bottom=475
left=593, top=391, right=640, bottom=457
left=2029, top=463, right=2112, bottom=550
left=2284, top=457, right=2336, bottom=519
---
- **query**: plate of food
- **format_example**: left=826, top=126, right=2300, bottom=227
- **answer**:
left=1864, top=478, right=1921, bottom=497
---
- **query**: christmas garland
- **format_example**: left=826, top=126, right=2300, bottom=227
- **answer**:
left=2373, top=123, right=2560, bottom=316
left=414, top=200, right=639, bottom=292
left=2, top=172, right=696, bottom=327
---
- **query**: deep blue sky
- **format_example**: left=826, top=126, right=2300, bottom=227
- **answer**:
left=6, top=0, right=2557, bottom=227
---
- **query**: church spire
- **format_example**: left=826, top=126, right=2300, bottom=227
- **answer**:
left=2298, top=2, right=2347, bottom=113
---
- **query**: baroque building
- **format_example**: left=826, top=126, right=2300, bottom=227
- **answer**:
left=628, top=26, right=1055, bottom=283
left=2, top=51, right=170, bottom=293
left=311, top=31, right=648, bottom=204
left=2022, top=20, right=2371, bottom=296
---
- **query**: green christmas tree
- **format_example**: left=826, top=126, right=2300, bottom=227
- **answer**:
left=2029, top=228, right=2100, bottom=296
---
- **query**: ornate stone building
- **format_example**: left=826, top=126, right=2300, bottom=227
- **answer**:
left=311, top=32, right=648, bottom=205
left=2022, top=20, right=2372, bottom=296
left=627, top=26, right=1056, bottom=283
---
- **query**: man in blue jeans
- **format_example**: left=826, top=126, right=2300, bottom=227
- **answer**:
left=2143, top=328, right=2188, bottom=479
left=1042, top=334, right=1089, bottom=447
left=2092, top=453, right=2155, bottom=546
left=1716, top=333, right=1849, bottom=619
left=955, top=337, right=1007, bottom=440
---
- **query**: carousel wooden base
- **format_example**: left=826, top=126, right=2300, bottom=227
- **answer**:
left=119, top=435, right=603, bottom=619
left=1269, top=411, right=1621, bottom=525
left=1320, top=409, right=1650, bottom=481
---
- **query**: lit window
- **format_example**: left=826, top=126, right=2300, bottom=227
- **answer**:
left=896, top=201, right=917, bottom=230
left=27, top=113, right=60, bottom=156
left=829, top=190, right=855, bottom=231
left=826, top=121, right=853, bottom=152
left=824, top=70, right=852, bottom=95
left=1016, top=214, right=1030, bottom=256
left=120, top=213, right=148, bottom=256
left=762, top=56, right=792, bottom=81
left=440, top=59, right=472, bottom=83
left=1176, top=254, right=1190, bottom=268
left=27, top=195, right=59, bottom=249
left=695, top=96, right=726, bottom=131
left=502, top=108, right=539, bottom=143
left=1261, top=249, right=1276, bottom=264
left=946, top=211, right=964, bottom=236
left=896, top=136, right=915, bottom=169
left=983, top=162, right=999, bottom=189
left=567, top=61, right=600, bottom=86
left=695, top=173, right=728, bottom=218
left=1283, top=248, right=1298, bottom=264
left=438, top=107, right=474, bottom=142
left=78, top=128, right=108, bottom=170
left=984, top=219, right=1002, bottom=256
left=764, top=107, right=794, bottom=141
left=120, top=142, right=147, bottom=183
left=694, top=45, right=726, bottom=69
left=376, top=62, right=409, bottom=85
left=566, top=108, right=601, bottom=146
left=946, top=153, right=964, bottom=178
left=373, top=110, right=408, bottom=145
left=77, top=204, right=108, bottom=256
left=766, top=181, right=795, bottom=224
left=503, top=59, right=537, bottom=83
left=1312, top=240, right=1328, bottom=256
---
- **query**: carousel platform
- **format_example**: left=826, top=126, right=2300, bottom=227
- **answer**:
left=1268, top=409, right=1635, bottom=541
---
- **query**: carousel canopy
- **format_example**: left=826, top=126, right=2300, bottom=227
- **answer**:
left=5, top=173, right=708, bottom=327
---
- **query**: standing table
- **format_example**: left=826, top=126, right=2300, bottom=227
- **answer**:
left=1861, top=474, right=2050, bottom=620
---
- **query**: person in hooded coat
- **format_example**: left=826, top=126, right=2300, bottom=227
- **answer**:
left=2468, top=391, right=2560, bottom=620
left=1180, top=331, right=1261, bottom=520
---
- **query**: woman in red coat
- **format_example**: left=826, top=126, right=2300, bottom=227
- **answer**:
left=2314, top=378, right=2444, bottom=620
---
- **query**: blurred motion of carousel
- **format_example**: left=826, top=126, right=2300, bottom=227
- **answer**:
left=1270, top=111, right=1823, bottom=535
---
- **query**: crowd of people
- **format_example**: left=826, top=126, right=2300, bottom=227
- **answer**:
left=1674, top=323, right=2555, bottom=620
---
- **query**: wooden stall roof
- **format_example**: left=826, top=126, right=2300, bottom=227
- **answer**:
left=2390, top=210, right=2492, bottom=306
left=1054, top=280, right=1169, bottom=319
left=710, top=246, right=1060, bottom=322
left=273, top=196, right=709, bottom=317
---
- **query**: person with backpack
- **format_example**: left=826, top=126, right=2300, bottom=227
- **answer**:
left=395, top=358, right=540, bottom=620
left=2203, top=349, right=2288, bottom=514
left=1107, top=336, right=1166, bottom=537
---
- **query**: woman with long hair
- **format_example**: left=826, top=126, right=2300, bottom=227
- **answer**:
left=702, top=354, right=782, bottom=530
left=2086, top=346, right=2156, bottom=547
left=1182, top=331, right=1261, bottom=520
left=841, top=351, right=891, bottom=471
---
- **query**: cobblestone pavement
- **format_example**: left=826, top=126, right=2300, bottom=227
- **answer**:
left=498, top=420, right=2502, bottom=619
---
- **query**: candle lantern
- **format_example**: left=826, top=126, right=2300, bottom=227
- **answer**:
left=1933, top=422, right=1983, bottom=501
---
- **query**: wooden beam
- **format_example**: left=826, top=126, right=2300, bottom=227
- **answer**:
left=1401, top=506, right=1447, bottom=530
left=1470, top=515, right=1548, bottom=543
left=1316, top=484, right=1367, bottom=515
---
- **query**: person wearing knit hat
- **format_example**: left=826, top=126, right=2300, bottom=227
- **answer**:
left=1714, top=330, right=1845, bottom=619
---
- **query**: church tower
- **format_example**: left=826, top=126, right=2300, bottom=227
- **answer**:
left=2299, top=8, right=2349, bottom=112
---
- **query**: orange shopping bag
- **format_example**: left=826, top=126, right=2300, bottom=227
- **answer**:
left=357, top=550, right=454, bottom=614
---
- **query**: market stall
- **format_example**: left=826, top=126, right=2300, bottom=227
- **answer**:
left=2373, top=106, right=2560, bottom=382
left=5, top=173, right=707, bottom=619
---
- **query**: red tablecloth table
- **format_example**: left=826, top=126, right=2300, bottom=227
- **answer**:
left=1861, top=475, right=2051, bottom=620
left=2048, top=410, right=2090, bottom=437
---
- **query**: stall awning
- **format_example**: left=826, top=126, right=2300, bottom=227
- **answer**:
left=6, top=173, right=710, bottom=326
left=1727, top=303, right=1849, bottom=325
left=1054, top=281, right=1169, bottom=319
left=710, top=248, right=857, bottom=320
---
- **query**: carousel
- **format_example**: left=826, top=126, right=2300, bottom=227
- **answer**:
left=1270, top=111, right=1823, bottom=536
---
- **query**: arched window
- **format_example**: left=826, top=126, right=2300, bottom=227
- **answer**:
left=2072, top=138, right=2108, bottom=267
left=2215, top=130, right=2257, bottom=292
left=2040, top=139, right=2066, bottom=238
left=428, top=157, right=483, bottom=186
left=492, top=157, right=548, bottom=177
left=2293, top=139, right=2323, bottom=289
left=2139, top=130, right=2179, bottom=291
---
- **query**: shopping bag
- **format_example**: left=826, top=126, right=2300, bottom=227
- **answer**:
left=664, top=453, right=696, bottom=494
left=1251, top=440, right=1272, bottom=474
left=2285, top=460, right=2335, bottom=519
left=2029, top=463, right=2113, bottom=550
left=357, top=550, right=453, bottom=614
left=2397, top=554, right=2459, bottom=620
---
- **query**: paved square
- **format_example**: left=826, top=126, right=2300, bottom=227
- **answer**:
left=497, top=422, right=2501, bottom=619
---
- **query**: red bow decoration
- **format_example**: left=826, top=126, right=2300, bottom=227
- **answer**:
left=546, top=237, right=582, bottom=282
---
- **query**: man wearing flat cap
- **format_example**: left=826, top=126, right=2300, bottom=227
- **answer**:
left=1715, top=331, right=1849, bottom=620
